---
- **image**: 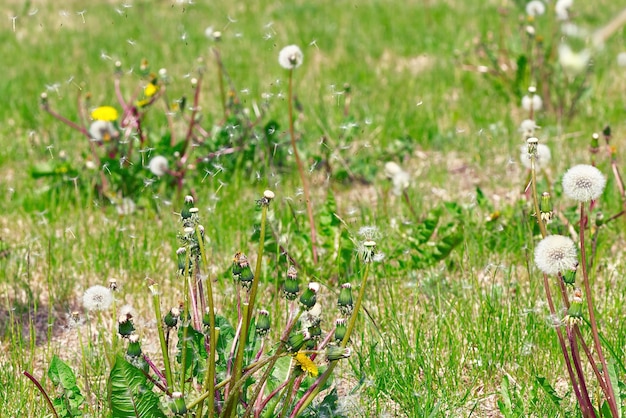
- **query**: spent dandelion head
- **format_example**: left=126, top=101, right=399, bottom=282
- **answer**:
left=534, top=235, right=578, bottom=275
left=522, top=87, right=543, bottom=112
left=278, top=45, right=303, bottom=70
left=520, top=143, right=551, bottom=169
left=562, top=164, right=606, bottom=202
left=82, top=284, right=114, bottom=311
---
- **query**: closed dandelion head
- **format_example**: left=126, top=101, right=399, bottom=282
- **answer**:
left=83, top=285, right=114, bottom=311
left=534, top=235, right=578, bottom=275
left=520, top=143, right=551, bottom=169
left=562, top=164, right=606, bottom=202
left=299, top=282, right=320, bottom=310
left=278, top=45, right=304, bottom=70
left=148, top=155, right=169, bottom=177
left=384, top=162, right=410, bottom=195
left=283, top=265, right=300, bottom=300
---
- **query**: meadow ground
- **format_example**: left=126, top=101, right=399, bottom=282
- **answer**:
left=2, top=0, right=626, bottom=416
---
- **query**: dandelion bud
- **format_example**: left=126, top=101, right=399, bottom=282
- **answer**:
left=283, top=265, right=300, bottom=300
left=286, top=330, right=307, bottom=353
left=562, top=266, right=577, bottom=286
left=305, top=323, right=322, bottom=349
left=169, top=392, right=187, bottom=416
left=40, top=92, right=48, bottom=107
left=164, top=307, right=180, bottom=328
left=540, top=192, right=553, bottom=223
left=590, top=133, right=600, bottom=154
left=118, top=313, right=135, bottom=337
left=565, top=289, right=584, bottom=326
left=176, top=247, right=187, bottom=273
left=255, top=309, right=271, bottom=337
left=595, top=211, right=605, bottom=227
left=299, top=282, right=320, bottom=310
left=326, top=345, right=352, bottom=362
left=338, top=283, right=354, bottom=315
left=234, top=253, right=254, bottom=289
left=232, top=252, right=244, bottom=277
left=126, top=334, right=142, bottom=357
left=334, top=318, right=347, bottom=343
left=190, top=78, right=198, bottom=88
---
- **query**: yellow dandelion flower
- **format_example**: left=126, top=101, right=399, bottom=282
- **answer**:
left=91, top=106, right=119, bottom=122
left=294, top=352, right=318, bottom=377
left=144, top=82, right=158, bottom=98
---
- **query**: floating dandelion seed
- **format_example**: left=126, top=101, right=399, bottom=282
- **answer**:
left=83, top=285, right=114, bottom=311
left=534, top=235, right=578, bottom=275
left=562, top=164, right=606, bottom=202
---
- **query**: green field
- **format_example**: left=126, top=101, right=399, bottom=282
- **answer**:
left=2, top=0, right=626, bottom=416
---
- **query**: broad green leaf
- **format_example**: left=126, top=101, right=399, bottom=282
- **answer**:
left=108, top=354, right=166, bottom=418
left=534, top=376, right=562, bottom=407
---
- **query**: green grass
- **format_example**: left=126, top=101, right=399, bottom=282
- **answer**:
left=2, top=0, right=626, bottom=416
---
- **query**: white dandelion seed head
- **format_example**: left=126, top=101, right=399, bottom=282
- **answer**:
left=522, top=94, right=543, bottom=112
left=358, top=225, right=380, bottom=241
left=558, top=43, right=590, bottom=76
left=534, top=235, right=578, bottom=275
left=555, top=0, right=573, bottom=20
left=384, top=162, right=411, bottom=196
left=562, top=164, right=606, bottom=202
left=82, top=285, right=114, bottom=311
left=148, top=155, right=169, bottom=177
left=89, top=120, right=117, bottom=141
left=278, top=45, right=303, bottom=70
left=520, top=143, right=551, bottom=169
left=519, top=119, right=539, bottom=137
left=526, top=0, right=546, bottom=16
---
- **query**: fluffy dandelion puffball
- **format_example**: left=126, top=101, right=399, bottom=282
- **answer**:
left=522, top=94, right=543, bottom=112
left=278, top=45, right=304, bottom=69
left=148, top=155, right=169, bottom=177
left=562, top=164, right=606, bottom=202
left=526, top=0, right=546, bottom=16
left=520, top=143, right=551, bottom=169
left=558, top=44, right=590, bottom=76
left=89, top=120, right=117, bottom=142
left=384, top=162, right=411, bottom=195
left=534, top=235, right=578, bottom=275
left=83, top=285, right=114, bottom=311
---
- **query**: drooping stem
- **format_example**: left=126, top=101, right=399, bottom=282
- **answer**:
left=579, top=202, right=619, bottom=417
left=287, top=69, right=318, bottom=264
left=23, top=370, right=59, bottom=418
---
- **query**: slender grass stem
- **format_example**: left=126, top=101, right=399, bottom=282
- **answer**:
left=287, top=69, right=318, bottom=264
left=150, top=283, right=173, bottom=390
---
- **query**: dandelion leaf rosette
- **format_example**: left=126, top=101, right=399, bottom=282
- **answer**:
left=48, top=355, right=85, bottom=416
left=108, top=354, right=166, bottom=418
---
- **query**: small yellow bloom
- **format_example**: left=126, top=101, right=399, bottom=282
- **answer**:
left=294, top=352, right=318, bottom=377
left=144, top=82, right=158, bottom=98
left=91, top=106, right=118, bottom=122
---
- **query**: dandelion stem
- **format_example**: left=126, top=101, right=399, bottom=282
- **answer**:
left=196, top=224, right=217, bottom=418
left=567, top=326, right=596, bottom=418
left=22, top=370, right=59, bottom=418
left=579, top=202, right=619, bottom=417
left=151, top=284, right=173, bottom=390
left=287, top=68, right=318, bottom=264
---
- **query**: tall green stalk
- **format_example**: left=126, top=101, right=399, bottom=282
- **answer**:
left=150, top=283, right=173, bottom=390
